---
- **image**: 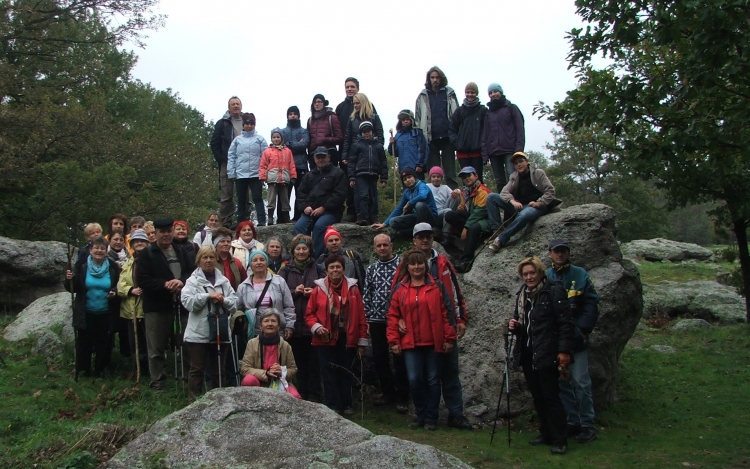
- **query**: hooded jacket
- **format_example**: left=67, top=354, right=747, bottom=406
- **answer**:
left=280, top=121, right=310, bottom=172
left=180, top=268, right=239, bottom=343
left=415, top=87, right=459, bottom=142
left=388, top=125, right=428, bottom=173
left=481, top=99, right=525, bottom=160
left=236, top=272, right=296, bottom=336
left=228, top=129, right=268, bottom=180
left=348, top=137, right=388, bottom=181
left=305, top=277, right=368, bottom=348
left=341, top=113, right=385, bottom=162
left=383, top=179, right=438, bottom=226
left=260, top=145, right=297, bottom=184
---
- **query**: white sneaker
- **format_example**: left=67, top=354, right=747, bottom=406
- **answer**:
left=488, top=238, right=502, bottom=253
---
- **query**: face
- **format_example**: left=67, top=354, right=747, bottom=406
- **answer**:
left=131, top=240, right=148, bottom=254
left=430, top=174, right=443, bottom=186
left=522, top=264, right=543, bottom=289
left=400, top=117, right=411, bottom=127
left=429, top=71, right=441, bottom=89
left=408, top=261, right=426, bottom=279
left=110, top=233, right=125, bottom=250
left=228, top=98, right=242, bottom=117
left=261, top=315, right=279, bottom=336
left=325, top=235, right=341, bottom=253
left=353, top=97, right=361, bottom=112
left=326, top=261, right=344, bottom=281
left=294, top=242, right=310, bottom=261
left=145, top=228, right=156, bottom=242
left=314, top=154, right=330, bottom=169
left=199, top=252, right=216, bottom=272
left=90, top=243, right=107, bottom=262
left=288, top=111, right=299, bottom=120
left=155, top=227, right=173, bottom=248
left=272, top=133, right=282, bottom=145
left=313, top=98, right=325, bottom=111
left=362, top=129, right=373, bottom=140
left=251, top=254, right=267, bottom=274
left=465, top=89, right=477, bottom=101
left=345, top=80, right=359, bottom=97
left=460, top=172, right=478, bottom=186
left=549, top=247, right=571, bottom=267
left=216, top=237, right=231, bottom=255
left=373, top=235, right=393, bottom=261
left=130, top=222, right=143, bottom=233
left=402, top=175, right=416, bottom=188
left=174, top=224, right=188, bottom=240
left=111, top=218, right=125, bottom=232
left=87, top=228, right=102, bottom=241
left=240, top=225, right=254, bottom=242
left=490, top=89, right=503, bottom=100
left=513, top=158, right=529, bottom=174
left=267, top=240, right=282, bottom=260
left=413, top=232, right=433, bottom=253
left=243, top=122, right=255, bottom=131
left=206, top=215, right=220, bottom=229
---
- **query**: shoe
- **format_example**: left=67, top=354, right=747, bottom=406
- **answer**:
left=373, top=396, right=391, bottom=407
left=424, top=422, right=437, bottom=431
left=279, top=211, right=291, bottom=224
left=343, top=214, right=357, bottom=223
left=529, top=435, right=552, bottom=446
left=567, top=424, right=582, bottom=437
left=550, top=444, right=567, bottom=455
left=447, top=415, right=473, bottom=430
left=267, top=209, right=275, bottom=225
left=396, top=403, right=409, bottom=414
left=356, top=217, right=369, bottom=226
left=408, top=419, right=425, bottom=429
left=454, top=260, right=471, bottom=273
left=488, top=238, right=502, bottom=253
left=341, top=407, right=354, bottom=417
left=575, top=427, right=597, bottom=443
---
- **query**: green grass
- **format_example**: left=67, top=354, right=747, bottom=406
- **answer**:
left=637, top=260, right=735, bottom=285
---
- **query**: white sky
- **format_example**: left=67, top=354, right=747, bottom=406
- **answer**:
left=126, top=0, right=584, bottom=155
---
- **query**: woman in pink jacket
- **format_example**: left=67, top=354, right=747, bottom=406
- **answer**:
left=260, top=128, right=297, bottom=224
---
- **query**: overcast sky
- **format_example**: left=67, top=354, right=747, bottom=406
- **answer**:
left=126, top=0, right=584, bottom=155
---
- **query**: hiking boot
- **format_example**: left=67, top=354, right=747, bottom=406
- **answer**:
left=267, top=209, right=275, bottom=225
left=424, top=422, right=437, bottom=431
left=356, top=217, right=369, bottom=226
left=528, top=435, right=551, bottom=446
left=447, top=415, right=473, bottom=430
left=550, top=444, right=567, bottom=455
left=396, top=403, right=409, bottom=414
left=575, top=427, right=597, bottom=443
left=567, top=424, right=582, bottom=437
left=488, top=238, right=502, bottom=253
left=408, top=419, right=425, bottom=429
left=343, top=214, right=357, bottom=223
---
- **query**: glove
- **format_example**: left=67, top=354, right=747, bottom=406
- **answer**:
left=557, top=353, right=571, bottom=381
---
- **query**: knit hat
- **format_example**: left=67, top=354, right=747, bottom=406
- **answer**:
left=271, top=127, right=283, bottom=138
left=465, top=82, right=479, bottom=94
left=242, top=112, right=256, bottom=125
left=359, top=121, right=374, bottom=133
left=130, top=229, right=150, bottom=243
left=173, top=220, right=189, bottom=234
left=397, top=109, right=415, bottom=121
left=248, top=250, right=269, bottom=265
left=488, top=83, right=504, bottom=95
left=458, top=166, right=477, bottom=177
left=324, top=226, right=341, bottom=244
left=153, top=218, right=174, bottom=229
left=510, top=151, right=528, bottom=163
left=287, top=105, right=300, bottom=117
left=400, top=167, right=417, bottom=180
left=312, top=94, right=328, bottom=107
left=428, top=166, right=444, bottom=177
left=312, top=146, right=329, bottom=157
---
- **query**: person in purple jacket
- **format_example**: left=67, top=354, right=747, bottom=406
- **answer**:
left=481, top=83, right=525, bottom=193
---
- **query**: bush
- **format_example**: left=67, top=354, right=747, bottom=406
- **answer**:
left=727, top=267, right=745, bottom=297
left=721, top=246, right=738, bottom=264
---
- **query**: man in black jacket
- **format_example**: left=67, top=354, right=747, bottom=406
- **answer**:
left=136, top=219, right=194, bottom=390
left=210, top=96, right=243, bottom=228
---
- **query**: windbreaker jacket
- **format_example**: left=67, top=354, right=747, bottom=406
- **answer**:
left=278, top=262, right=325, bottom=336
left=481, top=100, right=525, bottom=160
left=236, top=272, right=296, bottom=335
left=307, top=109, right=344, bottom=155
left=460, top=182, right=492, bottom=233
left=210, top=111, right=234, bottom=164
left=383, top=180, right=438, bottom=226
left=136, top=242, right=193, bottom=314
left=260, top=146, right=297, bottom=184
left=227, top=129, right=268, bottom=180
left=388, top=128, right=429, bottom=173
left=117, top=256, right=143, bottom=320
left=427, top=250, right=468, bottom=326
left=449, top=104, right=487, bottom=154
left=295, top=163, right=348, bottom=218
left=341, top=114, right=385, bottom=162
left=500, top=167, right=557, bottom=209
left=280, top=122, right=310, bottom=172
left=66, top=258, right=121, bottom=330
left=240, top=337, right=297, bottom=382
left=305, top=277, right=368, bottom=348
left=546, top=264, right=600, bottom=352
left=415, top=87, right=459, bottom=142
left=180, top=268, right=238, bottom=343
left=348, top=137, right=388, bottom=181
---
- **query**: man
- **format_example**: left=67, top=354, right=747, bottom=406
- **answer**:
left=280, top=105, right=310, bottom=221
left=449, top=82, right=487, bottom=181
left=444, top=166, right=493, bottom=273
left=135, top=218, right=194, bottom=390
left=210, top=96, right=244, bottom=228
left=481, top=83, right=525, bottom=192
left=293, top=147, right=348, bottom=258
left=415, top=66, right=459, bottom=189
left=372, top=168, right=438, bottom=238
left=362, top=234, right=409, bottom=412
left=315, top=226, right=366, bottom=292
left=411, top=223, right=472, bottom=430
left=546, top=238, right=600, bottom=443
left=487, top=152, right=558, bottom=252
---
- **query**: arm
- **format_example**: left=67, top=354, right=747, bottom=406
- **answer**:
left=577, top=275, right=600, bottom=335
left=221, top=282, right=238, bottom=315
left=180, top=276, right=209, bottom=314
left=304, top=287, right=323, bottom=334
left=239, top=340, right=268, bottom=382
left=533, top=169, right=556, bottom=208
left=385, top=295, right=402, bottom=346
left=259, top=150, right=269, bottom=181
left=286, top=148, right=297, bottom=180
left=347, top=144, right=359, bottom=181
left=447, top=261, right=468, bottom=325
left=227, top=139, right=238, bottom=179
left=448, top=108, right=461, bottom=146
left=117, top=262, right=134, bottom=298
left=373, top=114, right=385, bottom=146
left=210, top=120, right=225, bottom=164
left=135, top=249, right=171, bottom=293
left=481, top=116, right=489, bottom=163
left=352, top=287, right=368, bottom=346
left=363, top=266, right=374, bottom=319
left=378, top=147, right=388, bottom=182
left=513, top=104, right=525, bottom=152
left=327, top=114, right=344, bottom=147
left=407, top=182, right=431, bottom=206
left=417, top=131, right=429, bottom=170
left=383, top=192, right=408, bottom=226
left=280, top=340, right=297, bottom=381
left=553, top=284, right=575, bottom=354
left=287, top=128, right=309, bottom=153
left=321, top=168, right=348, bottom=213
left=341, top=119, right=353, bottom=161
left=281, top=280, right=296, bottom=332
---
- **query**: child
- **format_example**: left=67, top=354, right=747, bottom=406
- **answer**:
left=427, top=166, right=458, bottom=240
left=260, top=128, right=297, bottom=225
left=107, top=230, right=130, bottom=267
left=388, top=109, right=428, bottom=178
left=348, top=121, right=388, bottom=225
left=193, top=211, right=220, bottom=246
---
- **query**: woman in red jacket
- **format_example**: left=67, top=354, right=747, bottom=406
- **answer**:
left=387, top=249, right=456, bottom=431
left=305, top=253, right=367, bottom=415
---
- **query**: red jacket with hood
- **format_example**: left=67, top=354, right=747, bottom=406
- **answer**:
left=305, top=277, right=367, bottom=348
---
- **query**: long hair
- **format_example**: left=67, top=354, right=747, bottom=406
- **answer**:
left=351, top=93, right=374, bottom=120
left=396, top=249, right=428, bottom=283
left=424, top=66, right=448, bottom=89
left=107, top=213, right=128, bottom=235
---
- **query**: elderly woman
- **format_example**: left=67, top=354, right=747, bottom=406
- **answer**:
left=228, top=112, right=269, bottom=226
left=509, top=256, right=574, bottom=455
left=173, top=220, right=199, bottom=266
left=279, top=234, right=324, bottom=400
left=181, top=246, right=238, bottom=400
left=65, top=236, right=121, bottom=378
left=240, top=309, right=301, bottom=399
left=387, top=249, right=455, bottom=431
left=211, top=227, right=246, bottom=291
left=231, top=220, right=265, bottom=271
left=305, top=253, right=367, bottom=415
left=264, top=236, right=287, bottom=275
left=117, top=229, right=150, bottom=375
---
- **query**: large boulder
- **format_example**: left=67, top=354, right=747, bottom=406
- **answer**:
left=104, top=387, right=472, bottom=469
left=258, top=222, right=381, bottom=263
left=2, top=292, right=75, bottom=346
left=620, top=238, right=714, bottom=262
left=459, top=204, right=642, bottom=417
left=643, top=280, right=746, bottom=324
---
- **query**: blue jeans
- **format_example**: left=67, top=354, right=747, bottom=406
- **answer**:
left=441, top=341, right=465, bottom=418
left=388, top=202, right=437, bottom=235
left=294, top=213, right=338, bottom=259
left=486, top=193, right=548, bottom=245
left=354, top=175, right=378, bottom=221
left=489, top=152, right=515, bottom=193
left=559, top=349, right=595, bottom=428
left=403, top=346, right=442, bottom=424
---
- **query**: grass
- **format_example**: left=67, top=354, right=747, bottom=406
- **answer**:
left=637, top=259, right=735, bottom=285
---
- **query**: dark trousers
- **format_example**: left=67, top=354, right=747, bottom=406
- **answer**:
left=185, top=342, right=228, bottom=400
left=369, top=322, right=409, bottom=403
left=292, top=170, right=308, bottom=220
left=76, top=312, right=113, bottom=376
left=145, top=311, right=172, bottom=388
left=427, top=137, right=458, bottom=189
left=117, top=316, right=131, bottom=357
left=340, top=161, right=357, bottom=217
left=354, top=175, right=379, bottom=221
left=521, top=350, right=568, bottom=445
left=288, top=335, right=322, bottom=401
left=441, top=340, right=465, bottom=418
left=444, top=210, right=490, bottom=261
left=127, top=317, right=149, bottom=375
left=458, top=157, right=484, bottom=183
left=316, top=329, right=355, bottom=411
left=235, top=177, right=266, bottom=224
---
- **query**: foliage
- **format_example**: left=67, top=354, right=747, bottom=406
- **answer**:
left=721, top=246, right=738, bottom=264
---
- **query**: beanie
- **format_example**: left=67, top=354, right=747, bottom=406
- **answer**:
left=488, top=83, right=504, bottom=95
left=324, top=226, right=341, bottom=244
left=465, top=82, right=479, bottom=94
left=428, top=166, right=444, bottom=177
left=287, top=106, right=300, bottom=117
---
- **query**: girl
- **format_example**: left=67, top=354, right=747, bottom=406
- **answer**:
left=260, top=128, right=297, bottom=225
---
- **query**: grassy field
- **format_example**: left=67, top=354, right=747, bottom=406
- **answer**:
left=637, top=259, right=735, bottom=285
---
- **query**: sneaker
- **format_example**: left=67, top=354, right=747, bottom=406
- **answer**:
left=488, top=238, right=502, bottom=253
left=567, top=424, right=582, bottom=437
left=528, top=435, right=552, bottom=446
left=575, top=427, right=597, bottom=443
left=447, top=415, right=473, bottom=430
left=550, top=444, right=567, bottom=455
left=396, top=403, right=409, bottom=414
left=408, top=419, right=425, bottom=429
left=424, top=422, right=437, bottom=431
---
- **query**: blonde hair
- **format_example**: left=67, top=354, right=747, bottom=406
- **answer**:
left=143, top=221, right=154, bottom=232
left=83, top=223, right=102, bottom=237
left=195, top=246, right=218, bottom=265
left=517, top=256, right=547, bottom=278
left=351, top=92, right=374, bottom=120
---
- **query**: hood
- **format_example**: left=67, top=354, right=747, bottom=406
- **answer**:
left=241, top=129, right=257, bottom=137
left=221, top=111, right=231, bottom=120
left=192, top=267, right=230, bottom=287
left=313, top=277, right=358, bottom=294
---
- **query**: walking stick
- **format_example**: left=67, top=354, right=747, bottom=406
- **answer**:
left=66, top=243, right=78, bottom=382
left=467, top=208, right=519, bottom=267
left=214, top=303, right=223, bottom=389
left=389, top=129, right=396, bottom=205
left=133, top=299, right=141, bottom=385
left=490, top=331, right=515, bottom=446
left=173, top=295, right=185, bottom=391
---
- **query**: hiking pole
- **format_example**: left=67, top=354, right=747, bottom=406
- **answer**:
left=67, top=242, right=78, bottom=382
left=230, top=340, right=240, bottom=386
left=133, top=299, right=141, bottom=385
left=214, top=302, right=223, bottom=388
left=491, top=331, right=515, bottom=446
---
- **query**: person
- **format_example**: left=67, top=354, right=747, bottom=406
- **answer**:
left=415, top=66, right=460, bottom=189
left=509, top=256, right=574, bottom=455
left=546, top=239, right=600, bottom=443
left=363, top=233, right=409, bottom=413
left=387, top=249, right=456, bottom=431
left=117, top=228, right=150, bottom=376
left=105, top=214, right=130, bottom=358
left=193, top=211, right=220, bottom=247
left=315, top=227, right=366, bottom=289
left=348, top=121, right=388, bottom=225
left=307, top=94, right=343, bottom=166
left=280, top=106, right=310, bottom=221
left=65, top=236, right=121, bottom=378
left=444, top=166, right=493, bottom=273
left=181, top=246, right=238, bottom=400
left=373, top=168, right=438, bottom=238
left=212, top=227, right=247, bottom=292
left=240, top=309, right=301, bottom=399
left=305, top=253, right=367, bottom=415
left=388, top=109, right=428, bottom=177
left=135, top=218, right=194, bottom=390
left=231, top=221, right=265, bottom=271
left=487, top=152, right=558, bottom=252
left=106, top=213, right=129, bottom=244
left=260, top=127, right=297, bottom=225
left=228, top=112, right=268, bottom=226
left=335, top=77, right=377, bottom=140
left=427, top=166, right=458, bottom=240
left=77, top=222, right=103, bottom=263
left=264, top=237, right=288, bottom=275
left=128, top=216, right=146, bottom=254
left=411, top=223, right=472, bottom=430
left=293, top=147, right=348, bottom=258
left=481, top=83, right=525, bottom=192
left=107, top=230, right=130, bottom=268
left=173, top=220, right=198, bottom=267
left=279, top=234, right=325, bottom=401
left=210, top=96, right=243, bottom=228
left=143, top=221, right=155, bottom=243
left=449, top=82, right=487, bottom=181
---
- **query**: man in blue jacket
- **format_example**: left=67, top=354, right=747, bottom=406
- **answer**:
left=546, top=238, right=600, bottom=444
left=210, top=96, right=244, bottom=228
left=280, top=105, right=310, bottom=221
left=372, top=167, right=438, bottom=238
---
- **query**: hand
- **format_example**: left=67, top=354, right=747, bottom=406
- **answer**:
left=65, top=270, right=73, bottom=280
left=403, top=203, right=411, bottom=214
left=295, top=284, right=305, bottom=295
left=456, top=323, right=466, bottom=339
left=357, top=346, right=365, bottom=358
left=316, top=327, right=330, bottom=342
left=509, top=318, right=519, bottom=331
left=311, top=207, right=325, bottom=217
left=303, top=287, right=313, bottom=297
left=285, top=329, right=293, bottom=340
left=511, top=200, right=523, bottom=211
left=379, top=181, right=387, bottom=188
left=165, top=279, right=183, bottom=292
left=291, top=179, right=296, bottom=185
left=304, top=206, right=313, bottom=216
left=268, top=363, right=282, bottom=378
left=350, top=180, right=355, bottom=187
left=461, top=229, right=467, bottom=241
left=529, top=201, right=540, bottom=208
left=557, top=353, right=571, bottom=380
left=131, top=287, right=142, bottom=296
left=398, top=318, right=407, bottom=335
left=341, top=159, right=348, bottom=165
left=208, top=292, right=224, bottom=304
left=415, top=167, right=423, bottom=173
left=443, top=342, right=454, bottom=353
left=107, top=290, right=116, bottom=299
left=451, top=189, right=461, bottom=199
left=389, top=136, right=395, bottom=144
left=371, top=223, right=386, bottom=230
left=391, top=344, right=401, bottom=355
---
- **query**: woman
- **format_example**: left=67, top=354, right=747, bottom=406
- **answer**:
left=65, top=236, right=121, bottom=378
left=193, top=211, right=220, bottom=247
left=265, top=236, right=288, bottom=275
left=240, top=309, right=301, bottom=399
left=448, top=82, right=487, bottom=181
left=228, top=112, right=269, bottom=226
left=305, top=253, right=367, bottom=415
left=386, top=249, right=455, bottom=431
left=143, top=221, right=156, bottom=243
left=212, top=227, right=247, bottom=291
left=181, top=246, right=238, bottom=400
left=107, top=229, right=130, bottom=267
left=117, top=229, right=150, bottom=376
left=231, top=220, right=265, bottom=271
left=173, top=220, right=199, bottom=267
left=341, top=93, right=385, bottom=164
left=307, top=94, right=343, bottom=165
left=509, top=256, right=574, bottom=455
left=279, top=234, right=324, bottom=400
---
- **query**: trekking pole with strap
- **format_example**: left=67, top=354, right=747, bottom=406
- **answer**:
left=213, top=299, right=223, bottom=388
left=67, top=242, right=78, bottom=382
left=172, top=294, right=184, bottom=391
left=491, top=330, right=515, bottom=446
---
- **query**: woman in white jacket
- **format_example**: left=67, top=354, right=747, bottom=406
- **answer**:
left=227, top=112, right=269, bottom=225
left=181, top=246, right=238, bottom=400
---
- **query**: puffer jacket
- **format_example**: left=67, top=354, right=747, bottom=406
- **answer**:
left=307, top=109, right=344, bottom=155
left=481, top=99, right=525, bottom=161
left=278, top=261, right=325, bottom=337
left=449, top=103, right=487, bottom=154
left=236, top=272, right=296, bottom=336
left=305, top=277, right=368, bottom=348
left=348, top=137, right=388, bottom=182
left=280, top=120, right=310, bottom=172
left=386, top=275, right=456, bottom=353
left=240, top=337, right=297, bottom=382
left=341, top=114, right=385, bottom=162
left=228, top=129, right=268, bottom=179
left=388, top=127, right=428, bottom=173
left=117, top=256, right=143, bottom=320
left=180, top=268, right=238, bottom=343
left=295, top=163, right=348, bottom=218
left=260, top=146, right=297, bottom=184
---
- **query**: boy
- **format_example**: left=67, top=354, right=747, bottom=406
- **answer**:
left=349, top=121, right=388, bottom=225
left=372, top=167, right=438, bottom=238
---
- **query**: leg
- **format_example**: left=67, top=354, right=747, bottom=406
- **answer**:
left=92, top=313, right=113, bottom=376
left=316, top=345, right=340, bottom=411
left=560, top=349, right=595, bottom=429
left=369, top=323, right=397, bottom=401
left=145, top=311, right=172, bottom=389
left=440, top=341, right=464, bottom=419
left=311, top=213, right=338, bottom=259
left=219, top=162, right=235, bottom=227
left=537, top=365, right=568, bottom=446
left=353, top=176, right=370, bottom=220
left=444, top=210, right=470, bottom=230
left=235, top=178, right=250, bottom=223
left=241, top=374, right=262, bottom=387
left=249, top=178, right=266, bottom=225
left=498, top=204, right=548, bottom=245
left=403, top=348, right=427, bottom=423
left=423, top=347, right=442, bottom=426
left=438, top=139, right=458, bottom=190
left=288, top=336, right=311, bottom=399
left=413, top=201, right=438, bottom=226
left=186, top=342, right=207, bottom=399
left=208, top=343, right=229, bottom=389
left=292, top=171, right=307, bottom=221
left=266, top=183, right=278, bottom=211
left=75, top=324, right=93, bottom=376
left=427, top=141, right=442, bottom=180
left=278, top=185, right=291, bottom=213
left=367, top=177, right=378, bottom=223
left=521, top=350, right=552, bottom=442
left=388, top=214, right=418, bottom=234
left=393, top=351, right=410, bottom=405
left=486, top=193, right=509, bottom=231
left=489, top=152, right=512, bottom=193
left=462, top=222, right=489, bottom=261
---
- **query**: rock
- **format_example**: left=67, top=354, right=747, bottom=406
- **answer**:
left=650, top=345, right=676, bottom=354
left=459, top=204, right=642, bottom=416
left=3, top=292, right=75, bottom=345
left=672, top=319, right=712, bottom=330
left=643, top=281, right=746, bottom=324
left=465, top=404, right=488, bottom=418
left=716, top=272, right=730, bottom=285
left=620, top=238, right=714, bottom=262
left=0, top=236, right=72, bottom=311
left=103, top=387, right=472, bottom=469
left=31, top=331, right=63, bottom=357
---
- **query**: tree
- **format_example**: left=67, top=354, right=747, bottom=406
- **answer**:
left=537, top=0, right=750, bottom=321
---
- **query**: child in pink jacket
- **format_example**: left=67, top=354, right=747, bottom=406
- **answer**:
left=260, top=128, right=297, bottom=224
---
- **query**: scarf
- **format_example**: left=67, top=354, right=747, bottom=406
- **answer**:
left=461, top=179, right=482, bottom=203
left=273, top=143, right=284, bottom=150
left=268, top=257, right=284, bottom=274
left=259, top=332, right=280, bottom=346
left=518, top=277, right=546, bottom=333
left=287, top=118, right=301, bottom=128
left=462, top=98, right=481, bottom=108
left=487, top=97, right=507, bottom=111
left=325, top=277, right=348, bottom=343
left=553, top=263, right=571, bottom=273
left=87, top=255, right=110, bottom=278
left=312, top=109, right=326, bottom=119
left=293, top=257, right=312, bottom=271
left=238, top=238, right=257, bottom=251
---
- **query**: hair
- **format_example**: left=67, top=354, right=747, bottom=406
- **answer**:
left=83, top=222, right=102, bottom=237
left=212, top=226, right=233, bottom=241
left=228, top=96, right=241, bottom=107
left=90, top=236, right=109, bottom=249
left=351, top=93, right=374, bottom=120
left=424, top=66, right=448, bottom=89
left=195, top=246, right=218, bottom=266
left=143, top=221, right=154, bottom=232
left=373, top=233, right=392, bottom=245
left=289, top=234, right=313, bottom=258
left=130, top=216, right=146, bottom=227
left=344, top=77, right=360, bottom=88
left=108, top=213, right=128, bottom=235
left=259, top=308, right=282, bottom=324
left=264, top=236, right=287, bottom=259
left=517, top=256, right=547, bottom=278
left=324, top=253, right=346, bottom=270
left=396, top=249, right=427, bottom=282
left=234, top=220, right=257, bottom=240
left=206, top=211, right=220, bottom=222
left=109, top=229, right=125, bottom=243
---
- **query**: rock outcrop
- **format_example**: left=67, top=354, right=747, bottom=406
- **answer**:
left=643, top=280, right=746, bottom=324
left=2, top=292, right=75, bottom=345
left=621, top=238, right=714, bottom=262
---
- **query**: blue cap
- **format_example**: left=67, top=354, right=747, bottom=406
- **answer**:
left=458, top=166, right=477, bottom=177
